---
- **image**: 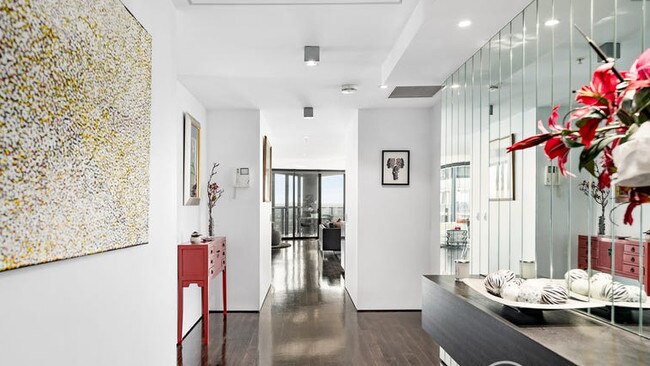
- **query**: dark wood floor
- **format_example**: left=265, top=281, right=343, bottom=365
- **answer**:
left=177, top=240, right=440, bottom=366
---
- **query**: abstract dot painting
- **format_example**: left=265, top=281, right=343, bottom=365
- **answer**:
left=0, top=0, right=152, bottom=271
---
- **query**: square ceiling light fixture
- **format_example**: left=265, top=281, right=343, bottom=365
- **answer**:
left=304, top=46, right=320, bottom=66
left=303, top=107, right=314, bottom=119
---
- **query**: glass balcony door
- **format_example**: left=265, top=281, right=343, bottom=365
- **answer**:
left=272, top=170, right=345, bottom=240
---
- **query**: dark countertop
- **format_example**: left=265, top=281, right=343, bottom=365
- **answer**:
left=423, top=275, right=650, bottom=365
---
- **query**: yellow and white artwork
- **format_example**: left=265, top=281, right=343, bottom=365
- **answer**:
left=0, top=0, right=152, bottom=271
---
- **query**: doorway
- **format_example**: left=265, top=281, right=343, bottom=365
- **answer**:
left=272, top=169, right=345, bottom=240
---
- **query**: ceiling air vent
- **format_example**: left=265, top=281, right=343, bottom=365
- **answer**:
left=388, top=85, right=442, bottom=98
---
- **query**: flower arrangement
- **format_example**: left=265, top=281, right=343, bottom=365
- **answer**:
left=207, top=163, right=224, bottom=237
left=507, top=41, right=650, bottom=225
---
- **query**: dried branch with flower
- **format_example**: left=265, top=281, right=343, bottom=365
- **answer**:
left=207, top=163, right=224, bottom=237
left=507, top=45, right=650, bottom=225
left=578, top=171, right=610, bottom=235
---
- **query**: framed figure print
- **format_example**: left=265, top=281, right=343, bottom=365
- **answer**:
left=382, top=150, right=410, bottom=185
left=263, top=136, right=272, bottom=202
left=184, top=113, right=201, bottom=205
left=488, top=134, right=514, bottom=201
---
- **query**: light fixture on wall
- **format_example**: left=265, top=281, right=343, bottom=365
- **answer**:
left=341, top=84, right=358, bottom=94
left=303, top=107, right=314, bottom=119
left=458, top=19, right=472, bottom=28
left=544, top=18, right=560, bottom=27
left=450, top=84, right=460, bottom=89
left=379, top=84, right=388, bottom=89
left=304, top=46, right=319, bottom=66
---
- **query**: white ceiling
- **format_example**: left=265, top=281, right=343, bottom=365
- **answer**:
left=173, top=0, right=530, bottom=168
left=262, top=108, right=356, bottom=170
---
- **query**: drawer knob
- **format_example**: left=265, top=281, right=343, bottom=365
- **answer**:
left=632, top=257, right=636, bottom=262
left=631, top=267, right=635, bottom=273
left=632, top=247, right=636, bottom=252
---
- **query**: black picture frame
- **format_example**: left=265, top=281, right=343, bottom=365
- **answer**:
left=382, top=150, right=410, bottom=186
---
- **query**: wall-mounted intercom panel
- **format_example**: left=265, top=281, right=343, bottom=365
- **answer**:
left=544, top=165, right=560, bottom=186
left=235, top=167, right=250, bottom=188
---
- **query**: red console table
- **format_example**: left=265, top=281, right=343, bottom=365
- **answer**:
left=177, top=237, right=227, bottom=345
left=578, top=235, right=649, bottom=294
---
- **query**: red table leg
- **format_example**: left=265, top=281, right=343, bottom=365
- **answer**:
left=222, top=268, right=227, bottom=316
left=202, top=283, right=209, bottom=344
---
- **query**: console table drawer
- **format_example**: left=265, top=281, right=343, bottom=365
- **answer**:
left=624, top=244, right=640, bottom=254
left=624, top=253, right=640, bottom=265
left=620, top=264, right=644, bottom=277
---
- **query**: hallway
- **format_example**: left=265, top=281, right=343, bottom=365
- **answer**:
left=178, top=240, right=439, bottom=365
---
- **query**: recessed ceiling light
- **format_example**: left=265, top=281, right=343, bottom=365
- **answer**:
left=544, top=18, right=560, bottom=27
left=379, top=84, right=388, bottom=89
left=303, top=107, right=314, bottom=119
left=341, top=84, right=358, bottom=94
left=458, top=20, right=472, bottom=28
left=450, top=84, right=460, bottom=89
left=304, top=46, right=319, bottom=66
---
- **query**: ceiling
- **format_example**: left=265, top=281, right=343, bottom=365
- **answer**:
left=262, top=108, right=356, bottom=170
left=174, top=0, right=530, bottom=110
left=172, top=0, right=530, bottom=168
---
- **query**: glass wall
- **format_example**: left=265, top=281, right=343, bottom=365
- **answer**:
left=440, top=0, right=649, bottom=337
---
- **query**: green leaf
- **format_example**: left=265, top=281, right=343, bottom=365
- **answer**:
left=574, top=109, right=605, bottom=128
left=633, top=88, right=650, bottom=116
left=563, top=136, right=583, bottom=148
left=579, top=135, right=620, bottom=173
left=583, top=159, right=597, bottom=178
left=617, top=108, right=635, bottom=126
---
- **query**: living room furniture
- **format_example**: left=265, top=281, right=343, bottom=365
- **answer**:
left=177, top=236, right=227, bottom=345
left=319, top=225, right=341, bottom=252
left=422, top=275, right=650, bottom=365
left=578, top=235, right=649, bottom=294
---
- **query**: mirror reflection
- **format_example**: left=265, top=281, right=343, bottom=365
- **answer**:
left=439, top=0, right=650, bottom=338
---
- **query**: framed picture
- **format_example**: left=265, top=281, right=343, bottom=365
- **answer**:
left=488, top=134, right=514, bottom=201
left=263, top=136, right=272, bottom=202
left=0, top=0, right=151, bottom=272
left=382, top=150, right=410, bottom=185
left=183, top=113, right=201, bottom=205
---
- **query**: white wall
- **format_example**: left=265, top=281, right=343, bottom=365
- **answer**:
left=206, top=109, right=269, bottom=311
left=259, top=114, right=273, bottom=306
left=0, top=0, right=179, bottom=364
left=429, top=99, right=442, bottom=275
left=353, top=108, right=433, bottom=310
left=175, top=82, right=208, bottom=336
left=344, top=113, right=359, bottom=306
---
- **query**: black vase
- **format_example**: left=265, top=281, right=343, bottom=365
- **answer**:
left=598, top=215, right=606, bottom=236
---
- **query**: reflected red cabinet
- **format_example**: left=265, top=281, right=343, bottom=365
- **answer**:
left=177, top=237, right=227, bottom=345
left=578, top=235, right=648, bottom=294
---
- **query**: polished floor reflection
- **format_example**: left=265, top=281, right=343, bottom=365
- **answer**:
left=178, top=240, right=439, bottom=365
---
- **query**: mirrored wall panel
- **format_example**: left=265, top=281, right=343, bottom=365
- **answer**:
left=439, top=0, right=649, bottom=337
